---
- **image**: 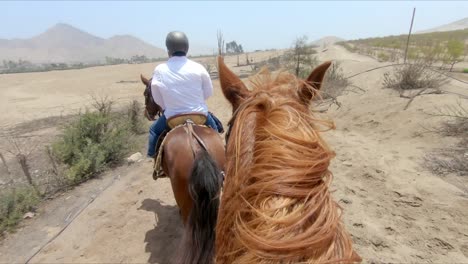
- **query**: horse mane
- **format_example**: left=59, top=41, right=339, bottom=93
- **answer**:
left=216, top=69, right=359, bottom=263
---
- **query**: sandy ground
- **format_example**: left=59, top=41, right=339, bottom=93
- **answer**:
left=0, top=50, right=283, bottom=130
left=1, top=46, right=468, bottom=263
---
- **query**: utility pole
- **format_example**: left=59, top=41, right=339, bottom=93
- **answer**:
left=404, top=7, right=416, bottom=64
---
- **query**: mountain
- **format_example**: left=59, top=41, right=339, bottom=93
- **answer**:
left=416, top=17, right=468, bottom=34
left=0, top=23, right=167, bottom=63
left=311, top=36, right=345, bottom=48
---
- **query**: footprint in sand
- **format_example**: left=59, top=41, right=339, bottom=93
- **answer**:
left=461, top=244, right=468, bottom=258
left=353, top=223, right=364, bottom=228
left=393, top=192, right=423, bottom=208
left=427, top=238, right=454, bottom=251
left=385, top=226, right=396, bottom=235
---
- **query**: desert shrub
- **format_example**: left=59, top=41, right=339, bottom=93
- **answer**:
left=52, top=102, right=135, bottom=184
left=0, top=100, right=140, bottom=234
left=203, top=63, right=213, bottom=74
left=377, top=52, right=390, bottom=62
left=383, top=61, right=447, bottom=90
left=283, top=35, right=318, bottom=79
left=251, top=56, right=283, bottom=73
left=431, top=102, right=468, bottom=138
left=0, top=187, right=40, bottom=234
left=424, top=137, right=467, bottom=176
left=424, top=102, right=468, bottom=176
left=90, top=95, right=113, bottom=115
left=463, top=68, right=468, bottom=73
left=127, top=100, right=145, bottom=134
left=320, top=61, right=350, bottom=99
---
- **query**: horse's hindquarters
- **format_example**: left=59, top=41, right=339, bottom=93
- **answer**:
left=162, top=125, right=225, bottom=223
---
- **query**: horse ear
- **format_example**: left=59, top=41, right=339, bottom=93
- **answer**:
left=217, top=56, right=250, bottom=112
left=140, top=74, right=149, bottom=86
left=300, top=61, right=332, bottom=104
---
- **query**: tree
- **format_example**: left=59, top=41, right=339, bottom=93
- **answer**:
left=130, top=55, right=149, bottom=64
left=446, top=39, right=464, bottom=72
left=284, top=35, right=317, bottom=78
left=226, top=41, right=244, bottom=54
left=217, top=30, right=225, bottom=56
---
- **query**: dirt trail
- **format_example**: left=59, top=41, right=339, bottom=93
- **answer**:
left=1, top=46, right=468, bottom=263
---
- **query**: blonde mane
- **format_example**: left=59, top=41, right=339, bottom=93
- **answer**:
left=216, top=69, right=360, bottom=263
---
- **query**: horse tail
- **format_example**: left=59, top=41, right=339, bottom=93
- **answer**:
left=179, top=149, right=222, bottom=264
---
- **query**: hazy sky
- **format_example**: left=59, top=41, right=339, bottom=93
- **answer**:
left=1, top=1, right=467, bottom=51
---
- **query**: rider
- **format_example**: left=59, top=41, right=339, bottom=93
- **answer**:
left=147, top=31, right=221, bottom=158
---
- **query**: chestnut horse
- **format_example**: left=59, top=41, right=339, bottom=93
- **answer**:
left=216, top=57, right=361, bottom=263
left=140, top=75, right=225, bottom=264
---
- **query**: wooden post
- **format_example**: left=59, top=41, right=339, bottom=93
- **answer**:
left=0, top=152, right=10, bottom=175
left=404, top=8, right=416, bottom=64
left=17, top=153, right=41, bottom=196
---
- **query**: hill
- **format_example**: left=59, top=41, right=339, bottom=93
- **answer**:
left=417, top=17, right=468, bottom=34
left=0, top=23, right=167, bottom=63
left=311, top=36, right=345, bottom=48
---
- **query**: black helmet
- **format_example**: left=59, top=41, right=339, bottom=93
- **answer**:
left=165, top=31, right=189, bottom=56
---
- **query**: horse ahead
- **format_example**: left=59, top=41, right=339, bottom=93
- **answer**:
left=140, top=75, right=225, bottom=264
left=216, top=56, right=361, bottom=263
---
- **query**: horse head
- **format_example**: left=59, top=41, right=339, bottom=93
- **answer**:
left=140, top=74, right=163, bottom=121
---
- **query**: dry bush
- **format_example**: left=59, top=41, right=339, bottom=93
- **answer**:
left=321, top=61, right=350, bottom=99
left=250, top=56, right=283, bottom=73
left=251, top=57, right=350, bottom=111
left=435, top=102, right=468, bottom=137
left=90, top=94, right=113, bottom=115
left=424, top=101, right=468, bottom=176
left=0, top=135, right=42, bottom=234
left=204, top=63, right=214, bottom=74
left=383, top=61, right=447, bottom=90
left=424, top=142, right=467, bottom=177
left=0, top=134, right=41, bottom=196
left=126, top=100, right=145, bottom=134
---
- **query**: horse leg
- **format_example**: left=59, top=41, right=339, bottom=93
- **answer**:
left=166, top=165, right=193, bottom=225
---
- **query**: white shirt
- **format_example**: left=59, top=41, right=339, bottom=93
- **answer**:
left=151, top=56, right=213, bottom=118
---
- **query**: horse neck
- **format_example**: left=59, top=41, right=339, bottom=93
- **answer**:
left=217, top=110, right=358, bottom=263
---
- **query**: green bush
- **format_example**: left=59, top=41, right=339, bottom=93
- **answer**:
left=0, top=187, right=40, bottom=234
left=52, top=108, right=135, bottom=184
left=0, top=100, right=141, bottom=235
left=377, top=52, right=390, bottom=61
left=463, top=68, right=468, bottom=73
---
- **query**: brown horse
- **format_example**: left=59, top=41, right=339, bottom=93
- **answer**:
left=140, top=75, right=163, bottom=121
left=140, top=75, right=225, bottom=264
left=216, top=56, right=361, bottom=263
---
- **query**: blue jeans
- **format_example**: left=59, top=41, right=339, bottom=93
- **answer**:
left=147, top=113, right=220, bottom=157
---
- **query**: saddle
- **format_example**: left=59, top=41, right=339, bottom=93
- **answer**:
left=152, top=113, right=209, bottom=180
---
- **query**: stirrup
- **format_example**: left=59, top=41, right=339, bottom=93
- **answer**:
left=153, top=169, right=166, bottom=180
